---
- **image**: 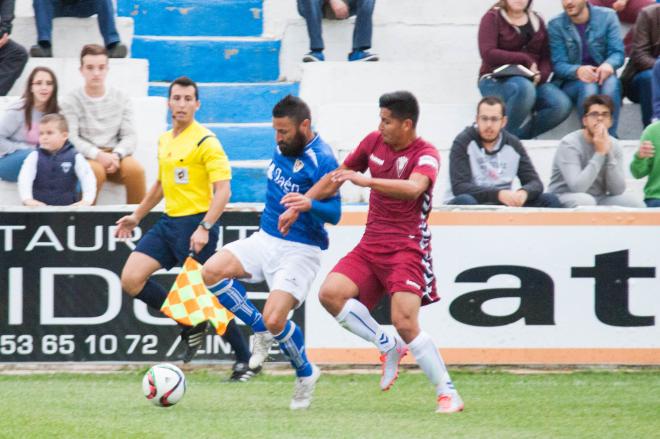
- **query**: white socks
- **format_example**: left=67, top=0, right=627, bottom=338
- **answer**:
left=336, top=298, right=396, bottom=353
left=408, top=331, right=455, bottom=396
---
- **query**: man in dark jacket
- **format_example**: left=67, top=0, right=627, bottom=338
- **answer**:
left=447, top=96, right=561, bottom=207
left=621, top=3, right=660, bottom=126
left=0, top=0, right=28, bottom=95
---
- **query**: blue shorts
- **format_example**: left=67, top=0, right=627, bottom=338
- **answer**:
left=134, top=213, right=219, bottom=270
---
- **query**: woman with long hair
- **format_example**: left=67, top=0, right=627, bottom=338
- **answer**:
left=478, top=0, right=572, bottom=139
left=0, top=66, right=59, bottom=181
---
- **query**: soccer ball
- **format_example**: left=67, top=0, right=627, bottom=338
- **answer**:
left=142, top=363, right=186, bottom=407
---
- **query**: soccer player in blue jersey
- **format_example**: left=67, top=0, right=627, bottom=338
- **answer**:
left=201, top=95, right=340, bottom=410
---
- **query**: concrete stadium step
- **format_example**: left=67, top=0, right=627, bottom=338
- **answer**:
left=11, top=16, right=134, bottom=58
left=149, top=81, right=298, bottom=123
left=208, top=123, right=274, bottom=161
left=7, top=58, right=149, bottom=97
left=117, top=0, right=264, bottom=37
left=132, top=36, right=280, bottom=82
left=231, top=163, right=268, bottom=203
left=262, top=0, right=565, bottom=35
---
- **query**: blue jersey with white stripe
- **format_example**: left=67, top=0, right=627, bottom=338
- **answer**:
left=260, top=134, right=340, bottom=250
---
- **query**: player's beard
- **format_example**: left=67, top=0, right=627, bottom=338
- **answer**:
left=278, top=130, right=307, bottom=157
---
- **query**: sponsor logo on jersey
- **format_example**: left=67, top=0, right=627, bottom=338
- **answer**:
left=396, top=156, right=409, bottom=178
left=293, top=159, right=304, bottom=173
left=369, top=154, right=384, bottom=166
left=61, top=162, right=72, bottom=173
left=268, top=164, right=300, bottom=193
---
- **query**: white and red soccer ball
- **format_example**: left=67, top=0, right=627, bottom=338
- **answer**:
left=142, top=363, right=186, bottom=407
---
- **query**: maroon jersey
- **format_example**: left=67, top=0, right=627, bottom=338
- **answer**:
left=343, top=131, right=441, bottom=249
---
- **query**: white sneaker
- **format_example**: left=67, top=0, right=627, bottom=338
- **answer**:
left=436, top=392, right=464, bottom=414
left=249, top=331, right=274, bottom=369
left=290, top=364, right=321, bottom=410
left=379, top=338, right=408, bottom=391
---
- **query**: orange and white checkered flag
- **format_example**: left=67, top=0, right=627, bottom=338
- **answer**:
left=161, top=257, right=234, bottom=335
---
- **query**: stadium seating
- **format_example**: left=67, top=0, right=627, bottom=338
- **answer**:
left=1, top=0, right=648, bottom=206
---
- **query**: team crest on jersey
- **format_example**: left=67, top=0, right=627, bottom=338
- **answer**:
left=61, top=162, right=72, bottom=173
left=396, top=156, right=409, bottom=178
left=293, top=159, right=304, bottom=173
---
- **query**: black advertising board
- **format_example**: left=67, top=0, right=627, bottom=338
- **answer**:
left=0, top=210, right=301, bottom=362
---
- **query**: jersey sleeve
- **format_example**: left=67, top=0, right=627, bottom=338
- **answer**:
left=17, top=150, right=38, bottom=201
left=342, top=132, right=378, bottom=173
left=201, top=137, right=232, bottom=182
left=412, top=148, right=441, bottom=184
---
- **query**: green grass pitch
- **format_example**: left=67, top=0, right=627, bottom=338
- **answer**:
left=1, top=368, right=659, bottom=438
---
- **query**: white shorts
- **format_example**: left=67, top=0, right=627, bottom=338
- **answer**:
left=222, top=230, right=322, bottom=305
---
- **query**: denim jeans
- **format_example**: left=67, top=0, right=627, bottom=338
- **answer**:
left=0, top=149, right=33, bottom=181
left=561, top=75, right=622, bottom=137
left=0, top=40, right=28, bottom=96
left=33, top=0, right=120, bottom=46
left=296, top=0, right=375, bottom=51
left=626, top=69, right=653, bottom=127
left=478, top=76, right=572, bottom=139
left=447, top=192, right=563, bottom=208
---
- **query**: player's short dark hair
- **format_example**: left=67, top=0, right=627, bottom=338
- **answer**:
left=168, top=76, right=199, bottom=100
left=477, top=96, right=506, bottom=116
left=40, top=113, right=68, bottom=132
left=272, top=95, right=311, bottom=125
left=80, top=44, right=107, bottom=65
left=379, top=91, right=419, bottom=128
left=583, top=94, right=614, bottom=115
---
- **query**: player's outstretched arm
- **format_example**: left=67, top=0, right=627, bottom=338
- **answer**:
left=278, top=166, right=345, bottom=235
left=115, top=181, right=164, bottom=239
left=351, top=172, right=431, bottom=200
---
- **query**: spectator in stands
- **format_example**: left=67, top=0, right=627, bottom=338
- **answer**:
left=588, top=0, right=654, bottom=54
left=0, top=66, right=59, bottom=182
left=30, top=0, right=127, bottom=58
left=17, top=113, right=96, bottom=206
left=0, top=0, right=28, bottom=95
left=447, top=96, right=562, bottom=207
left=548, top=94, right=644, bottom=207
left=654, top=60, right=660, bottom=121
left=478, top=0, right=572, bottom=139
left=548, top=0, right=625, bottom=137
left=620, top=3, right=659, bottom=127
left=298, top=0, right=377, bottom=62
left=61, top=44, right=145, bottom=204
left=630, top=121, right=660, bottom=206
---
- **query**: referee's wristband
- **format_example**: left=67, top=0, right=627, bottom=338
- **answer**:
left=198, top=220, right=213, bottom=231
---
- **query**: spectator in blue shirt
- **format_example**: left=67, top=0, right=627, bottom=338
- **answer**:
left=548, top=0, right=625, bottom=136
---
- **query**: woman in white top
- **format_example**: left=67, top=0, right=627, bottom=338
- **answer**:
left=0, top=66, right=59, bottom=181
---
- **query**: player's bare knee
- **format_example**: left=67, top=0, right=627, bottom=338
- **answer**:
left=201, top=264, right=224, bottom=286
left=319, top=284, right=345, bottom=315
left=391, top=315, right=418, bottom=341
left=121, top=272, right=144, bottom=297
left=263, top=311, right=286, bottom=335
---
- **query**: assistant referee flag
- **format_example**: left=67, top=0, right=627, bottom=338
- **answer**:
left=161, top=257, right=234, bottom=335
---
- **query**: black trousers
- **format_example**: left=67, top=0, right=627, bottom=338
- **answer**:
left=0, top=39, right=28, bottom=95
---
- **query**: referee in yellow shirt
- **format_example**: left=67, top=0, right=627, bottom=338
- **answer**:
left=115, top=77, right=256, bottom=379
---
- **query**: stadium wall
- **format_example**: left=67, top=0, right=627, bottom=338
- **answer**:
left=1, top=207, right=659, bottom=365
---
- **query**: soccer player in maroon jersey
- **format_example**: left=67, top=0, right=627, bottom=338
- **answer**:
left=279, top=91, right=464, bottom=414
